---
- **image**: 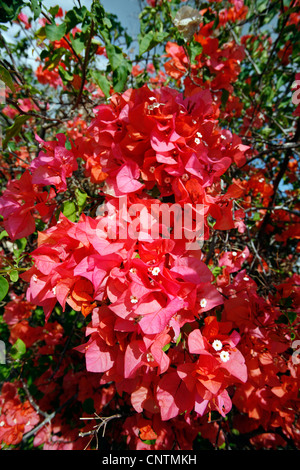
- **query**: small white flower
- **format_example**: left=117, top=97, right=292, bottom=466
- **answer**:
left=52, top=286, right=56, bottom=295
left=146, top=353, right=155, bottom=363
left=130, top=268, right=136, bottom=274
left=232, top=251, right=237, bottom=257
left=243, top=276, right=250, bottom=281
left=212, top=339, right=223, bottom=351
left=220, top=351, right=230, bottom=362
left=194, top=137, right=200, bottom=145
left=192, top=119, right=197, bottom=124
left=149, top=166, right=156, bottom=174
left=0, top=421, right=5, bottom=427
left=221, top=135, right=226, bottom=140
left=148, top=102, right=162, bottom=111
left=259, top=178, right=264, bottom=183
left=130, top=295, right=138, bottom=304
left=196, top=132, right=202, bottom=138
left=149, top=96, right=156, bottom=101
left=181, top=173, right=189, bottom=182
left=200, top=298, right=207, bottom=308
left=32, top=274, right=38, bottom=282
left=151, top=267, right=160, bottom=276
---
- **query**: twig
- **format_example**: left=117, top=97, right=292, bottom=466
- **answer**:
left=22, top=393, right=78, bottom=441
left=257, top=119, right=300, bottom=242
left=6, top=98, right=64, bottom=123
left=79, top=413, right=122, bottom=450
left=72, top=20, right=94, bottom=110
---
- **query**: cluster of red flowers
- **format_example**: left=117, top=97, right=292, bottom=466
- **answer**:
left=0, top=0, right=299, bottom=450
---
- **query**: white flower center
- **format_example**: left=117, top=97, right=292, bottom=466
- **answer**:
left=200, top=298, right=207, bottom=308
left=151, top=267, right=160, bottom=276
left=212, top=339, right=223, bottom=351
left=146, top=353, right=155, bottom=363
left=130, top=295, right=138, bottom=304
left=220, top=351, right=230, bottom=362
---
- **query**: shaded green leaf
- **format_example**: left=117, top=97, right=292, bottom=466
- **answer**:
left=10, top=338, right=26, bottom=360
left=45, top=21, right=67, bottom=41
left=2, top=115, right=29, bottom=150
left=91, top=70, right=111, bottom=97
left=0, top=0, right=25, bottom=22
left=0, top=64, right=15, bottom=92
left=9, top=270, right=19, bottom=283
left=0, top=275, right=9, bottom=301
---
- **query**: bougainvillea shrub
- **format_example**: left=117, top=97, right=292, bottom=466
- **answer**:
left=0, top=0, right=299, bottom=450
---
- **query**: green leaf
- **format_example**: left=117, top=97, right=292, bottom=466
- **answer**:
left=58, top=65, right=73, bottom=82
left=91, top=0, right=105, bottom=22
left=0, top=0, right=25, bottom=22
left=0, top=230, right=8, bottom=241
left=0, top=64, right=15, bottom=93
left=91, top=70, right=111, bottom=97
left=140, top=437, right=157, bottom=445
left=45, top=21, right=67, bottom=41
left=10, top=338, right=26, bottom=360
left=0, top=275, right=9, bottom=301
left=30, top=0, right=41, bottom=20
left=212, top=266, right=223, bottom=277
left=105, top=43, right=124, bottom=71
left=75, top=188, right=88, bottom=215
left=70, top=34, right=85, bottom=55
left=112, top=63, right=131, bottom=93
left=9, top=270, right=19, bottom=283
left=221, top=89, right=229, bottom=108
left=63, top=200, right=77, bottom=222
left=2, top=115, right=29, bottom=150
left=65, top=6, right=88, bottom=31
left=13, top=237, right=27, bottom=259
left=48, top=5, right=60, bottom=17
left=138, top=30, right=169, bottom=56
left=287, top=311, right=297, bottom=324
